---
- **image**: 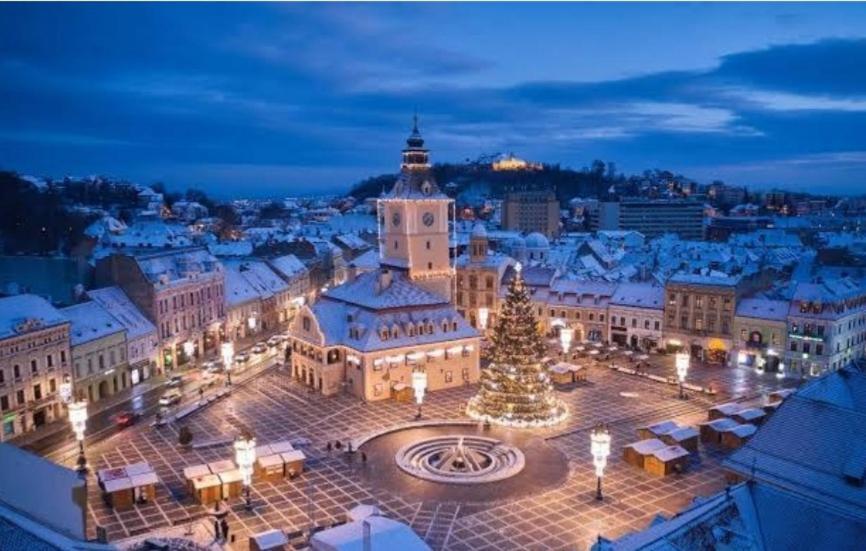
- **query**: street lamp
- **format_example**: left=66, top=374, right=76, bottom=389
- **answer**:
left=675, top=352, right=690, bottom=399
left=560, top=327, right=574, bottom=355
left=234, top=434, right=256, bottom=511
left=68, top=400, right=88, bottom=473
left=247, top=314, right=257, bottom=333
left=183, top=340, right=195, bottom=365
left=59, top=374, right=73, bottom=405
left=477, top=307, right=489, bottom=331
left=221, top=341, right=234, bottom=386
left=590, top=424, right=611, bottom=501
left=411, top=370, right=428, bottom=419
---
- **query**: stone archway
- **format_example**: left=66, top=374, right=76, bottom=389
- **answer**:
left=98, top=380, right=110, bottom=400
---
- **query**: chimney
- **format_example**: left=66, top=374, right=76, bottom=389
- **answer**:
left=376, top=269, right=393, bottom=294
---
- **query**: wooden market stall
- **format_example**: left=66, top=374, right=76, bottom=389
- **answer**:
left=98, top=462, right=159, bottom=511
left=208, top=459, right=236, bottom=476
left=391, top=383, right=412, bottom=402
left=249, top=529, right=289, bottom=551
left=644, top=445, right=690, bottom=477
left=622, top=439, right=666, bottom=469
left=218, top=469, right=244, bottom=499
left=256, top=453, right=286, bottom=483
left=699, top=418, right=740, bottom=445
left=191, top=473, right=222, bottom=506
left=636, top=420, right=679, bottom=441
left=708, top=403, right=742, bottom=421
left=281, top=450, right=306, bottom=478
left=768, top=388, right=795, bottom=404
left=183, top=464, right=211, bottom=495
left=659, top=426, right=700, bottom=453
left=98, top=468, right=134, bottom=511
left=721, top=423, right=757, bottom=449
left=733, top=407, right=766, bottom=426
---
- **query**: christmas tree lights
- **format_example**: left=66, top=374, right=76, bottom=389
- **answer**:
left=466, top=263, right=567, bottom=427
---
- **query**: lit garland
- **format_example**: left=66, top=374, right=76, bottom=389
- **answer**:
left=466, top=264, right=567, bottom=427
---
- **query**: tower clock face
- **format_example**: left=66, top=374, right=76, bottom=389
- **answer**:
left=391, top=211, right=401, bottom=226
left=422, top=212, right=435, bottom=227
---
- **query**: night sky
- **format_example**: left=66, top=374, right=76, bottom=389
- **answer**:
left=2, top=2, right=866, bottom=198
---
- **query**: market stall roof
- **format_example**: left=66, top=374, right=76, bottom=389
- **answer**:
left=347, top=504, right=382, bottom=522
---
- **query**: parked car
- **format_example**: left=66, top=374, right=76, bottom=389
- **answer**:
left=159, top=388, right=183, bottom=407
left=266, top=336, right=282, bottom=348
left=114, top=411, right=140, bottom=429
left=235, top=352, right=250, bottom=364
left=202, top=360, right=223, bottom=374
left=201, top=369, right=216, bottom=384
left=251, top=342, right=267, bottom=354
left=166, top=375, right=184, bottom=388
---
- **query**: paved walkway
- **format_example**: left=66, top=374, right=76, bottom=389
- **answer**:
left=47, top=351, right=798, bottom=551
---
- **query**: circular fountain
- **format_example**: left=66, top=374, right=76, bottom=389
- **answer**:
left=395, top=435, right=525, bottom=484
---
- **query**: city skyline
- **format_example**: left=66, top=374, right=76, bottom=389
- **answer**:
left=2, top=3, right=866, bottom=198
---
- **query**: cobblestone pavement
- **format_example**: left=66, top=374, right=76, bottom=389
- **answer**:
left=64, top=359, right=796, bottom=551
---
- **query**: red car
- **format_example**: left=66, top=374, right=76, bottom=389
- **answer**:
left=115, top=411, right=140, bottom=429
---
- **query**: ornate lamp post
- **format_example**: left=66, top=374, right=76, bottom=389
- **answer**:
left=247, top=314, right=257, bottom=334
left=411, top=370, right=428, bottom=419
left=68, top=400, right=88, bottom=474
left=183, top=340, right=195, bottom=366
left=234, top=434, right=256, bottom=511
left=477, top=307, right=489, bottom=331
left=560, top=327, right=574, bottom=355
left=221, top=342, right=234, bottom=386
left=675, top=352, right=690, bottom=399
left=590, top=424, right=611, bottom=501
left=59, top=374, right=73, bottom=404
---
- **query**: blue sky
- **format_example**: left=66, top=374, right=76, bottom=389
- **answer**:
left=2, top=2, right=866, bottom=198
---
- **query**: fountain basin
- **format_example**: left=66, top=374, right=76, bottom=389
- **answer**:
left=395, top=435, right=525, bottom=484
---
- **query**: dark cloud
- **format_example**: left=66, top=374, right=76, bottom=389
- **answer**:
left=0, top=4, right=865, bottom=197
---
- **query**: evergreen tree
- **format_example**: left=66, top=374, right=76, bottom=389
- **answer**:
left=466, top=264, right=567, bottom=427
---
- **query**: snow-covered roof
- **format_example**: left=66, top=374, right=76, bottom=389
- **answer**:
left=471, top=222, right=488, bottom=238
left=0, top=294, right=67, bottom=339
left=323, top=270, right=447, bottom=310
left=347, top=249, right=380, bottom=270
left=61, top=302, right=125, bottom=346
left=735, top=298, right=789, bottom=322
left=134, top=248, right=222, bottom=288
left=610, top=283, right=664, bottom=309
left=310, top=515, right=430, bottom=551
left=724, top=367, right=866, bottom=517
left=224, top=266, right=261, bottom=307
left=668, top=273, right=741, bottom=287
left=208, top=240, right=253, bottom=257
left=333, top=233, right=371, bottom=251
left=86, top=286, right=156, bottom=340
left=270, top=254, right=308, bottom=279
left=525, top=232, right=550, bottom=249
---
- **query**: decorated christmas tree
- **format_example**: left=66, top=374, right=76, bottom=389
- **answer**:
left=466, top=263, right=567, bottom=427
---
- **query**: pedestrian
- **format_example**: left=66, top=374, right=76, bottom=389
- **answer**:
left=213, top=518, right=221, bottom=541
left=199, top=387, right=204, bottom=401
left=361, top=452, right=367, bottom=463
left=220, top=518, right=230, bottom=543
left=335, top=440, right=342, bottom=450
left=347, top=442, right=353, bottom=454
left=326, top=441, right=332, bottom=454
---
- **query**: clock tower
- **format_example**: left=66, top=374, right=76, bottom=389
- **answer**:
left=378, top=117, right=454, bottom=300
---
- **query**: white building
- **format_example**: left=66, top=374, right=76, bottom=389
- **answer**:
left=288, top=120, right=480, bottom=400
left=87, top=286, right=158, bottom=385
left=62, top=301, right=129, bottom=403
left=608, top=283, right=665, bottom=350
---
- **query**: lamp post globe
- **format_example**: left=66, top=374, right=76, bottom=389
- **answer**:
left=675, top=353, right=690, bottom=399
left=221, top=342, right=234, bottom=386
left=411, top=370, right=428, bottom=420
left=590, top=424, right=611, bottom=501
left=234, top=434, right=257, bottom=511
left=68, top=400, right=89, bottom=474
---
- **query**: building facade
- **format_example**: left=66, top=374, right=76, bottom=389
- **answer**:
left=663, top=274, right=740, bottom=363
left=597, top=199, right=705, bottom=240
left=501, top=187, right=560, bottom=238
left=454, top=224, right=514, bottom=330
left=95, top=247, right=225, bottom=372
left=539, top=280, right=616, bottom=343
left=732, top=298, right=788, bottom=374
left=62, top=301, right=129, bottom=404
left=608, top=283, right=665, bottom=350
left=0, top=295, right=71, bottom=441
left=288, top=121, right=481, bottom=401
left=87, top=286, right=158, bottom=386
left=785, top=279, right=866, bottom=378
